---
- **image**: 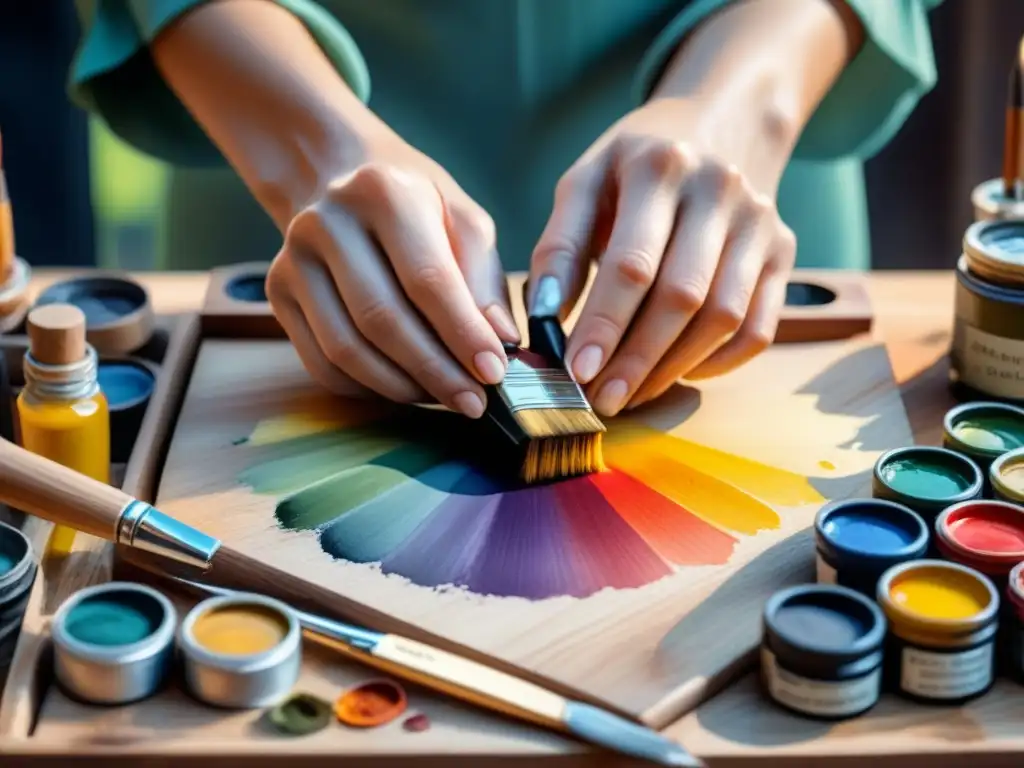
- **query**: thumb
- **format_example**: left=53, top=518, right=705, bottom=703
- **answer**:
left=527, top=164, right=605, bottom=321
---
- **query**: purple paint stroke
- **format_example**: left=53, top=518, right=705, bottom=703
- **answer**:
left=463, top=484, right=591, bottom=599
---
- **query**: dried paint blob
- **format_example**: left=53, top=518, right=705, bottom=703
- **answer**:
left=269, top=693, right=333, bottom=736
left=191, top=603, right=290, bottom=655
left=239, top=406, right=823, bottom=599
left=403, top=713, right=431, bottom=732
left=64, top=588, right=164, bottom=647
left=335, top=680, right=408, bottom=728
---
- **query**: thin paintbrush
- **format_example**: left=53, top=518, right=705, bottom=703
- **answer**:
left=171, top=576, right=703, bottom=767
left=485, top=275, right=606, bottom=484
left=0, top=130, right=14, bottom=284
left=1003, top=36, right=1024, bottom=201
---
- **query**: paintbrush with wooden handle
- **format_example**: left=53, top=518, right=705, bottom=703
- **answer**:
left=0, top=438, right=702, bottom=766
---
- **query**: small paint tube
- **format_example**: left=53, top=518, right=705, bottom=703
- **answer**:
left=760, top=584, right=886, bottom=720
left=1003, top=561, right=1024, bottom=682
left=51, top=582, right=176, bottom=705
left=943, top=401, right=1024, bottom=485
left=814, top=498, right=928, bottom=598
left=178, top=593, right=301, bottom=709
left=872, top=447, right=983, bottom=541
left=989, top=446, right=1024, bottom=505
left=876, top=560, right=998, bottom=704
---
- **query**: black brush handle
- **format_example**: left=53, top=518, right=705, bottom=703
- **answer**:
left=527, top=315, right=566, bottom=363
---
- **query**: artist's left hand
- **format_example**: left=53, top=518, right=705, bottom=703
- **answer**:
left=528, top=98, right=796, bottom=418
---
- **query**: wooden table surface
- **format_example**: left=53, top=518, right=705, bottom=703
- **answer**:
left=6, top=268, right=983, bottom=766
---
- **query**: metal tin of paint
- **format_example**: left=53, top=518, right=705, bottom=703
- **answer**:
left=935, top=499, right=1024, bottom=580
left=972, top=178, right=1024, bottom=222
left=178, top=593, right=301, bottom=709
left=872, top=446, right=983, bottom=530
left=51, top=582, right=176, bottom=705
left=1004, top=560, right=1024, bottom=681
left=989, top=446, right=1024, bottom=505
left=0, top=519, right=34, bottom=603
left=814, top=498, right=928, bottom=598
left=877, top=560, right=998, bottom=704
left=942, top=401, right=1024, bottom=482
left=97, top=356, right=158, bottom=463
left=760, top=584, right=886, bottom=720
left=951, top=220, right=1024, bottom=403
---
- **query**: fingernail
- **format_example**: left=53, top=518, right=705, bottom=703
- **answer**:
left=571, top=345, right=603, bottom=384
left=484, top=305, right=520, bottom=342
left=593, top=379, right=629, bottom=416
left=453, top=390, right=486, bottom=418
left=474, top=351, right=506, bottom=385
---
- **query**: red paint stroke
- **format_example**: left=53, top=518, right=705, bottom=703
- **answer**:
left=589, top=469, right=738, bottom=566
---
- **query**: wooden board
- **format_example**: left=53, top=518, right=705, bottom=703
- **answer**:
left=150, top=325, right=911, bottom=728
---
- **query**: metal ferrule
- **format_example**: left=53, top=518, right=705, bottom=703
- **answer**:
left=116, top=499, right=221, bottom=571
left=178, top=593, right=302, bottom=709
left=51, top=582, right=177, bottom=706
left=22, top=345, right=100, bottom=403
left=500, top=357, right=590, bottom=413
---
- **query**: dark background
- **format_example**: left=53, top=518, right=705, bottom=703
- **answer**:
left=0, top=1, right=1021, bottom=270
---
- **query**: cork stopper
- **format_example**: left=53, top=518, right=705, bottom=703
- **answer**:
left=27, top=304, right=87, bottom=365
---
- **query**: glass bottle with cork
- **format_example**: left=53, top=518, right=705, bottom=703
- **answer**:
left=17, top=303, right=110, bottom=555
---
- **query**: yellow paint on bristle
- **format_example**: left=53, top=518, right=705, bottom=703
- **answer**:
left=192, top=604, right=289, bottom=656
left=522, top=433, right=606, bottom=484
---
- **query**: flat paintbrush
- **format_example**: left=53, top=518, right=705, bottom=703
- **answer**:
left=0, top=438, right=701, bottom=766
left=170, top=576, right=703, bottom=767
left=485, top=275, right=606, bottom=484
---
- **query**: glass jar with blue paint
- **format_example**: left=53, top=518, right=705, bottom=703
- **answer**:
left=814, top=498, right=929, bottom=598
left=761, top=584, right=886, bottom=720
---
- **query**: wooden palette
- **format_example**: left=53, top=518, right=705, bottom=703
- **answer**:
left=138, top=268, right=910, bottom=728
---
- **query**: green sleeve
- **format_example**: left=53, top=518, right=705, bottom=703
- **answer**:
left=70, top=0, right=371, bottom=167
left=633, top=0, right=944, bottom=162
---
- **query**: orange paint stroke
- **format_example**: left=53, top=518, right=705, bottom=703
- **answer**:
left=605, top=420, right=824, bottom=507
left=589, top=470, right=737, bottom=565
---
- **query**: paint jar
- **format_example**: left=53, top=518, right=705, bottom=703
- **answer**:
left=1004, top=560, right=1024, bottom=681
left=950, top=219, right=1024, bottom=404
left=935, top=500, right=1024, bottom=584
left=877, top=560, right=998, bottom=704
left=51, top=582, right=176, bottom=705
left=971, top=178, right=1024, bottom=222
left=17, top=304, right=110, bottom=556
left=0, top=257, right=30, bottom=334
left=943, top=401, right=1024, bottom=486
left=0, top=520, right=35, bottom=663
left=872, top=447, right=983, bottom=541
left=814, top=498, right=928, bottom=598
left=97, top=357, right=158, bottom=463
left=990, top=446, right=1024, bottom=505
left=760, top=584, right=886, bottom=720
left=178, top=593, right=301, bottom=709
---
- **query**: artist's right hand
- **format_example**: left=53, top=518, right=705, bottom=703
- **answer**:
left=266, top=136, right=520, bottom=418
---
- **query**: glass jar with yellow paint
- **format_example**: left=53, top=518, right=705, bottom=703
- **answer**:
left=17, top=304, right=110, bottom=556
left=876, top=559, right=999, bottom=705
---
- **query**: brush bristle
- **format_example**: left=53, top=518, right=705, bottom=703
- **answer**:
left=517, top=408, right=607, bottom=484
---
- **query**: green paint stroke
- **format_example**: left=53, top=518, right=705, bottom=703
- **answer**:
left=64, top=592, right=162, bottom=647
left=881, top=458, right=971, bottom=501
left=241, top=428, right=404, bottom=495
left=274, top=443, right=447, bottom=530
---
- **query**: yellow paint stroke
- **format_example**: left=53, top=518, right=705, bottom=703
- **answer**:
left=606, top=421, right=824, bottom=507
left=247, top=402, right=394, bottom=447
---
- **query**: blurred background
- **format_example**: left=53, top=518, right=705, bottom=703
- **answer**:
left=0, top=1, right=1022, bottom=273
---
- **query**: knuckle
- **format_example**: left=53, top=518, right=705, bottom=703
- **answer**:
left=741, top=328, right=774, bottom=355
left=610, top=248, right=659, bottom=289
left=657, top=280, right=707, bottom=315
left=703, top=300, right=745, bottom=334
left=357, top=300, right=403, bottom=339
left=265, top=252, right=291, bottom=303
left=583, top=309, right=628, bottom=344
left=699, top=161, right=741, bottom=202
left=640, top=141, right=695, bottom=181
left=322, top=336, right=359, bottom=371
left=451, top=205, right=497, bottom=248
left=406, top=263, right=452, bottom=302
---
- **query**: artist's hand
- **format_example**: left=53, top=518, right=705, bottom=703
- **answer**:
left=528, top=98, right=796, bottom=417
left=267, top=135, right=520, bottom=418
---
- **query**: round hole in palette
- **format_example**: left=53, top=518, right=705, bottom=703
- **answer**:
left=224, top=274, right=268, bottom=303
left=236, top=396, right=828, bottom=601
left=785, top=282, right=836, bottom=307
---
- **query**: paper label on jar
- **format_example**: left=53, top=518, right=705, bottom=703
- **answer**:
left=900, top=644, right=993, bottom=700
left=761, top=648, right=880, bottom=717
left=952, top=322, right=1024, bottom=400
left=815, top=553, right=837, bottom=585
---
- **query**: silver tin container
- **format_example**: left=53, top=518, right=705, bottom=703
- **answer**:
left=0, top=520, right=35, bottom=604
left=51, top=582, right=176, bottom=705
left=178, top=593, right=301, bottom=709
left=972, top=178, right=1024, bottom=222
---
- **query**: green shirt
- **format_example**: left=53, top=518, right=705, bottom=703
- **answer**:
left=71, top=0, right=943, bottom=271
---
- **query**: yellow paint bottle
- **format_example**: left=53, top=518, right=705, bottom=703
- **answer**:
left=876, top=559, right=998, bottom=704
left=17, top=304, right=110, bottom=556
